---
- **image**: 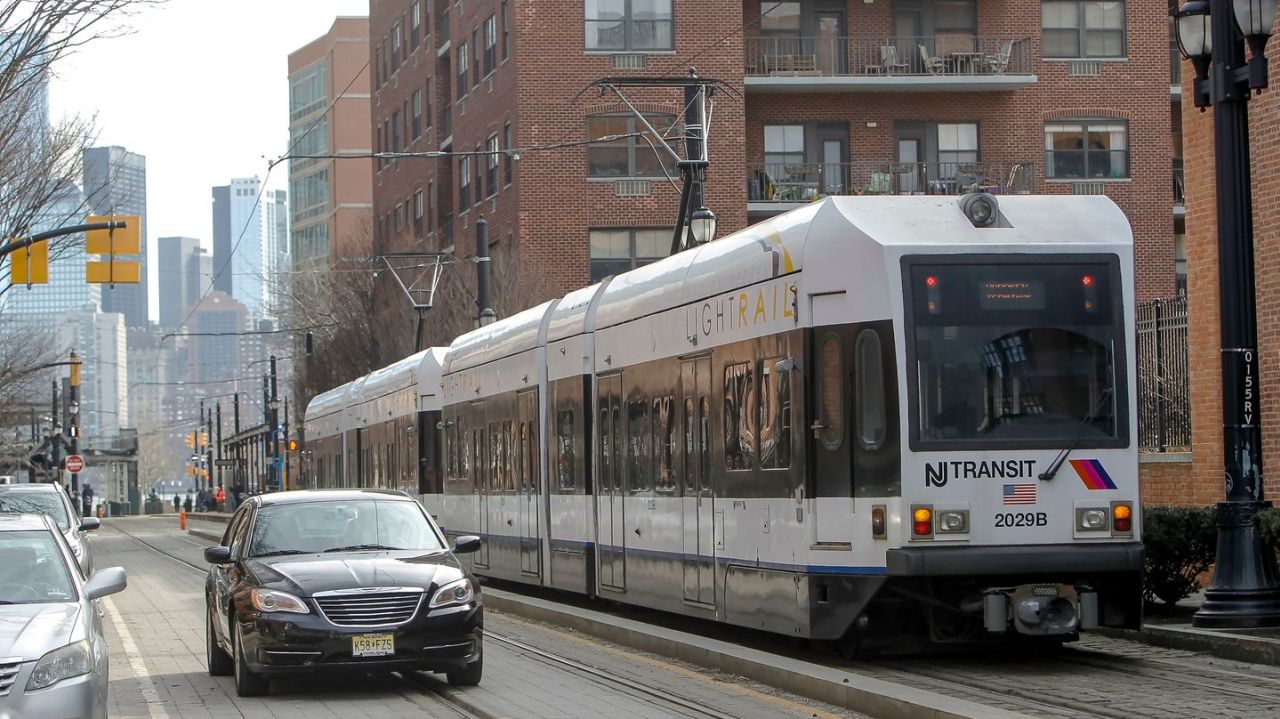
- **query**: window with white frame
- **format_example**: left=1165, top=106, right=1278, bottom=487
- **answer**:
left=763, top=125, right=805, bottom=175
left=1044, top=120, right=1128, bottom=179
left=586, top=113, right=676, bottom=178
left=486, top=134, right=500, bottom=196
left=458, top=43, right=469, bottom=99
left=459, top=155, right=472, bottom=207
left=936, top=123, right=978, bottom=168
left=484, top=15, right=497, bottom=76
left=1042, top=1, right=1125, bottom=58
left=392, top=22, right=403, bottom=66
left=585, top=0, right=674, bottom=51
left=589, top=228, right=670, bottom=282
left=411, top=3, right=421, bottom=51
left=395, top=202, right=405, bottom=231
left=412, top=90, right=422, bottom=138
left=414, top=189, right=424, bottom=238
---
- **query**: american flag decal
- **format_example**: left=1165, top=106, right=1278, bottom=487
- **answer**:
left=1002, top=483, right=1037, bottom=505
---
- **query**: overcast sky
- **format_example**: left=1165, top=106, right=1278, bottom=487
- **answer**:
left=48, top=0, right=368, bottom=322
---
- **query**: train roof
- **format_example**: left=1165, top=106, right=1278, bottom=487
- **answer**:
left=444, top=300, right=558, bottom=373
left=546, top=280, right=610, bottom=343
left=356, top=348, right=435, bottom=405
left=418, top=346, right=446, bottom=398
left=592, top=195, right=1131, bottom=330
left=305, top=380, right=353, bottom=422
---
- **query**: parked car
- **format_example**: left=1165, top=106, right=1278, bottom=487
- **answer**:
left=0, top=513, right=127, bottom=719
left=203, top=489, right=483, bottom=696
left=0, top=483, right=99, bottom=575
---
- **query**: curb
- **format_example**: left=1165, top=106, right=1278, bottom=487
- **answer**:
left=186, top=528, right=222, bottom=543
left=483, top=588, right=1032, bottom=719
left=1096, top=624, right=1280, bottom=665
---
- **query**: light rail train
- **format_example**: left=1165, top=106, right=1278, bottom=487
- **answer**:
left=305, top=195, right=1142, bottom=650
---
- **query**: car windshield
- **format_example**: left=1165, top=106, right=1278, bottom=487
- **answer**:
left=247, top=500, right=445, bottom=557
left=0, top=491, right=70, bottom=531
left=0, top=531, right=77, bottom=604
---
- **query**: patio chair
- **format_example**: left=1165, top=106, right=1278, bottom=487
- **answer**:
left=984, top=40, right=1015, bottom=74
left=864, top=172, right=894, bottom=195
left=918, top=45, right=946, bottom=74
left=881, top=45, right=909, bottom=74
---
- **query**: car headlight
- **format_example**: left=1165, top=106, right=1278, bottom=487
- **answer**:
left=26, top=640, right=92, bottom=691
left=936, top=510, right=969, bottom=534
left=429, top=578, right=474, bottom=609
left=250, top=588, right=310, bottom=614
left=1077, top=508, right=1109, bottom=531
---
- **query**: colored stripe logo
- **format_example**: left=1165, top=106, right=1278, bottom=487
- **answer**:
left=1070, top=459, right=1117, bottom=490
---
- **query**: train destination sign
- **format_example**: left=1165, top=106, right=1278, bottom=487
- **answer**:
left=978, top=279, right=1045, bottom=310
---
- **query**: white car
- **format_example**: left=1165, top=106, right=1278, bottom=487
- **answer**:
left=0, top=513, right=126, bottom=719
left=0, top=482, right=99, bottom=576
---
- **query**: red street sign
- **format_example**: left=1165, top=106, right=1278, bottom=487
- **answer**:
left=65, top=455, right=85, bottom=473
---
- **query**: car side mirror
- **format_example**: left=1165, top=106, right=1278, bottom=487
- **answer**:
left=204, top=546, right=232, bottom=564
left=453, top=536, right=481, bottom=554
left=774, top=357, right=797, bottom=374
left=80, top=517, right=100, bottom=532
left=84, top=566, right=127, bottom=600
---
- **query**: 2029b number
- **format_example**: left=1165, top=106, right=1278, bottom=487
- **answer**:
left=994, top=512, right=1048, bottom=527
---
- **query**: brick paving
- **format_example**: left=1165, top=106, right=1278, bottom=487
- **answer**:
left=98, top=517, right=856, bottom=719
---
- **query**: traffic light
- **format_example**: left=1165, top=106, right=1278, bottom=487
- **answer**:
left=186, top=433, right=194, bottom=449
left=10, top=239, right=49, bottom=285
left=287, top=438, right=299, bottom=452
left=85, top=215, right=141, bottom=284
left=200, top=430, right=209, bottom=447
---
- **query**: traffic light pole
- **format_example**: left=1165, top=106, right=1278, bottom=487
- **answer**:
left=68, top=353, right=80, bottom=495
left=216, top=402, right=223, bottom=489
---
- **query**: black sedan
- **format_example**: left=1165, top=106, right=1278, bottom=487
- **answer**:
left=203, top=489, right=482, bottom=696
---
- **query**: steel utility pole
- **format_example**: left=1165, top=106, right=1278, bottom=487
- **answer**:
left=476, top=218, right=495, bottom=327
left=215, top=402, right=223, bottom=489
left=68, top=353, right=80, bottom=495
left=270, top=356, right=280, bottom=493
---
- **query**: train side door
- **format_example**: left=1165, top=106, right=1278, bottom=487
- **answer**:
left=518, top=389, right=541, bottom=577
left=596, top=373, right=625, bottom=590
left=472, top=407, right=490, bottom=568
left=812, top=329, right=853, bottom=545
left=681, top=356, right=715, bottom=606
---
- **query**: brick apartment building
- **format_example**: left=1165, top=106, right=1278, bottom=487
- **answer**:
left=1178, top=29, right=1280, bottom=505
left=368, top=0, right=1174, bottom=349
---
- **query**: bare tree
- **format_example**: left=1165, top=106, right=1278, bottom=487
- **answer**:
left=1, top=0, right=163, bottom=296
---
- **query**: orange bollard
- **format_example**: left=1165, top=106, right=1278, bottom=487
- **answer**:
left=179, top=511, right=187, bottom=530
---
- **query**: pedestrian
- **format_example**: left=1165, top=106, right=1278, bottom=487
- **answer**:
left=173, top=494, right=181, bottom=513
left=231, top=484, right=243, bottom=511
left=214, top=485, right=226, bottom=511
left=82, top=483, right=94, bottom=518
left=183, top=495, right=193, bottom=513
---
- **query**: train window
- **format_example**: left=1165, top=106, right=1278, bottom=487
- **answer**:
left=627, top=397, right=652, bottom=493
left=856, top=330, right=887, bottom=450
left=654, top=396, right=676, bottom=493
left=759, top=358, right=792, bottom=469
left=682, top=398, right=696, bottom=493
left=556, top=409, right=575, bottom=490
left=724, top=362, right=756, bottom=471
left=818, top=335, right=845, bottom=450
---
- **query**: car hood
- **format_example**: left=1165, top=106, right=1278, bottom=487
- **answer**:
left=0, top=603, right=81, bottom=661
left=245, top=550, right=464, bottom=596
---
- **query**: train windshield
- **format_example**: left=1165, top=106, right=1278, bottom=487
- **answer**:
left=906, top=258, right=1125, bottom=449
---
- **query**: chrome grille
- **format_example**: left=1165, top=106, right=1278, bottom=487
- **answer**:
left=314, top=589, right=423, bottom=627
left=0, top=659, right=22, bottom=697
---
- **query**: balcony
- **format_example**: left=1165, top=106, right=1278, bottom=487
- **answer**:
left=744, top=35, right=1036, bottom=93
left=747, top=160, right=1037, bottom=213
left=436, top=5, right=450, bottom=55
left=1173, top=166, right=1184, bottom=216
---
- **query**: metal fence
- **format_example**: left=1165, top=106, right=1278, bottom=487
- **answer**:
left=1137, top=297, right=1191, bottom=452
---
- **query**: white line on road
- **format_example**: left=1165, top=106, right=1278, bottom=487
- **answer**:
left=103, top=596, right=171, bottom=719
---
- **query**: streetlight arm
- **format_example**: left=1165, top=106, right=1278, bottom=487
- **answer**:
left=0, top=221, right=129, bottom=259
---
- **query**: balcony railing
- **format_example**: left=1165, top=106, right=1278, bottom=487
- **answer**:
left=744, top=35, right=1034, bottom=78
left=748, top=161, right=1037, bottom=202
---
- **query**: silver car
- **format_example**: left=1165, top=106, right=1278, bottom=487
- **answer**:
left=0, top=513, right=126, bottom=719
left=0, top=483, right=98, bottom=575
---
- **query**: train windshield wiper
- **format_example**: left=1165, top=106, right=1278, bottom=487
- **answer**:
left=1038, top=387, right=1114, bottom=481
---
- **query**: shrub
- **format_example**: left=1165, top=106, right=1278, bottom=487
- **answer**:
left=1142, top=506, right=1217, bottom=607
left=1258, top=507, right=1280, bottom=551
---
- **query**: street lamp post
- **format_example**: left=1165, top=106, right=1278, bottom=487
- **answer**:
left=1174, top=0, right=1280, bottom=627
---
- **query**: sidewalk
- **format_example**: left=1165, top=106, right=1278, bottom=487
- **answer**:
left=1098, top=591, right=1280, bottom=665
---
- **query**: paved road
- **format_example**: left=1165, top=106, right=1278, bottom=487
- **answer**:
left=98, top=517, right=858, bottom=719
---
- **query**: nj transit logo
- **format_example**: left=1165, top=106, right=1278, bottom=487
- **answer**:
left=1070, top=459, right=1117, bottom=490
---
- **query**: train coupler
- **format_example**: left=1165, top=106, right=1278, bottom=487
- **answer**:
left=982, top=584, right=1098, bottom=636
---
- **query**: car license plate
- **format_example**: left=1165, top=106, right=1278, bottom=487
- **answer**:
left=352, top=634, right=395, bottom=658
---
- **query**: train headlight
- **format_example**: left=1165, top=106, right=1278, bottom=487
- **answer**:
left=1076, top=508, right=1109, bottom=532
left=959, top=192, right=1000, bottom=227
left=1112, top=502, right=1134, bottom=535
left=936, top=510, right=969, bottom=534
left=911, top=505, right=933, bottom=538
